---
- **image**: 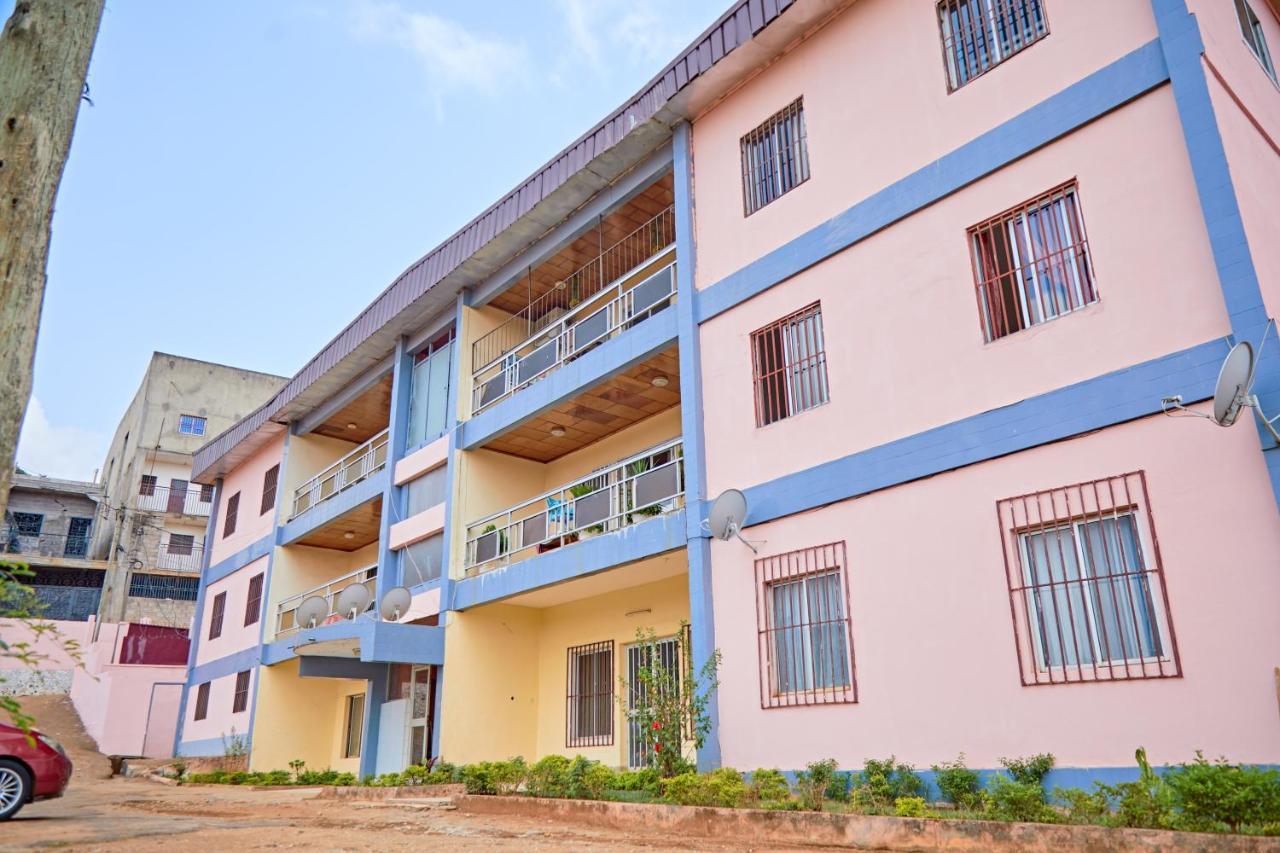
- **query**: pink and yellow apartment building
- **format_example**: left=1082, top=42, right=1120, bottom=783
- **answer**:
left=175, top=0, right=1280, bottom=789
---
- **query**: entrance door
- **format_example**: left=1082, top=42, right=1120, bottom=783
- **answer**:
left=167, top=479, right=189, bottom=513
left=406, top=666, right=435, bottom=765
left=625, top=637, right=680, bottom=769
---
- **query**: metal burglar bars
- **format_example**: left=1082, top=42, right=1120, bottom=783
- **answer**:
left=472, top=260, right=678, bottom=415
left=751, top=302, right=829, bottom=427
left=472, top=205, right=675, bottom=374
left=566, top=640, right=614, bottom=748
left=741, top=98, right=809, bottom=216
left=274, top=563, right=378, bottom=638
left=969, top=180, right=1096, bottom=342
left=3, top=530, right=96, bottom=560
left=755, top=541, right=857, bottom=709
left=996, top=471, right=1181, bottom=687
left=290, top=429, right=389, bottom=519
left=938, top=0, right=1048, bottom=92
left=464, top=439, right=684, bottom=574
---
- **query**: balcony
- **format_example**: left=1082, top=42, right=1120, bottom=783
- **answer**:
left=290, top=429, right=389, bottom=520
left=471, top=204, right=676, bottom=416
left=464, top=439, right=685, bottom=575
left=4, top=529, right=95, bottom=561
left=151, top=537, right=204, bottom=574
left=136, top=482, right=214, bottom=516
left=275, top=563, right=377, bottom=638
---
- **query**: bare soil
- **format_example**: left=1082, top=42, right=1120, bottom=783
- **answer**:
left=2, top=695, right=813, bottom=851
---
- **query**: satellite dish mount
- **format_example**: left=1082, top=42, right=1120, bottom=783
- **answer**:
left=1162, top=320, right=1280, bottom=444
left=380, top=586, right=412, bottom=622
left=704, top=489, right=764, bottom=554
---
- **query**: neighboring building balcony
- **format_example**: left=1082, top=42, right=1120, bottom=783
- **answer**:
left=290, top=429, right=389, bottom=521
left=4, top=529, right=97, bottom=562
left=274, top=563, right=377, bottom=639
left=463, top=438, right=685, bottom=576
left=149, top=537, right=204, bottom=574
left=135, top=481, right=214, bottom=516
left=471, top=205, right=676, bottom=417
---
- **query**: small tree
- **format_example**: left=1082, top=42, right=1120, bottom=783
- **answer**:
left=620, top=623, right=720, bottom=778
left=1, top=560, right=83, bottom=733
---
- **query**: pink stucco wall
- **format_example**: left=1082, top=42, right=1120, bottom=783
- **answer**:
left=394, top=435, right=448, bottom=485
left=697, top=87, right=1227, bottom=497
left=691, top=0, right=1159, bottom=290
left=182, top=668, right=255, bottom=745
left=195, top=555, right=269, bottom=666
left=210, top=433, right=284, bottom=565
left=0, top=619, right=92, bottom=670
left=389, top=503, right=445, bottom=550
left=1188, top=0, right=1280, bottom=149
left=709, top=411, right=1280, bottom=770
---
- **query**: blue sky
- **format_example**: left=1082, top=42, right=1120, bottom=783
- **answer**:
left=12, top=0, right=725, bottom=480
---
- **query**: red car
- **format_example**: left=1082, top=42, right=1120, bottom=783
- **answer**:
left=0, top=722, right=73, bottom=820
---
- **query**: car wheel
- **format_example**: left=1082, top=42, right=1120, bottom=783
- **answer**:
left=0, top=759, right=30, bottom=820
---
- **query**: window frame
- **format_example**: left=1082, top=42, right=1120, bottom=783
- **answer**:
left=565, top=640, right=614, bottom=747
left=755, top=541, right=858, bottom=709
left=260, top=464, right=279, bottom=516
left=407, top=328, right=455, bottom=450
left=937, top=0, right=1050, bottom=93
left=232, top=670, right=251, bottom=713
left=208, top=591, right=226, bottom=640
left=194, top=682, right=211, bottom=721
left=750, top=302, right=830, bottom=427
left=244, top=572, right=264, bottom=627
left=139, top=475, right=157, bottom=497
left=343, top=693, right=365, bottom=758
left=11, top=512, right=43, bottom=537
left=740, top=97, right=810, bottom=217
left=223, top=492, right=240, bottom=538
left=166, top=533, right=195, bottom=556
left=178, top=414, right=207, bottom=436
left=1237, top=0, right=1279, bottom=82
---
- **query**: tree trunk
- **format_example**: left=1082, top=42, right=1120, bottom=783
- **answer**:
left=0, top=0, right=104, bottom=521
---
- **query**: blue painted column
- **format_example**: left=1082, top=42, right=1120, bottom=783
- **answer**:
left=440, top=290, right=467, bottom=612
left=173, top=477, right=223, bottom=756
left=377, top=335, right=415, bottom=597
left=1152, top=0, right=1280, bottom=511
left=359, top=664, right=389, bottom=779
left=673, top=121, right=721, bottom=770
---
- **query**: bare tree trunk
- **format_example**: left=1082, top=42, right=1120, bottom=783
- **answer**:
left=0, top=0, right=104, bottom=521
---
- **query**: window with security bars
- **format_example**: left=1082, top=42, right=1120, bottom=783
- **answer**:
left=260, top=464, right=279, bottom=515
left=566, top=640, right=613, bottom=747
left=232, top=670, right=251, bottom=713
left=166, top=534, right=195, bottom=556
left=128, top=573, right=197, bottom=600
left=938, top=0, right=1048, bottom=92
left=11, top=512, right=42, bottom=536
left=755, top=542, right=857, bottom=708
left=209, top=591, right=226, bottom=640
left=244, top=573, right=264, bottom=626
left=969, top=181, right=1096, bottom=342
left=751, top=302, right=829, bottom=427
left=199, top=483, right=214, bottom=503
left=194, top=682, right=210, bottom=721
left=139, top=475, right=157, bottom=497
left=996, top=471, right=1181, bottom=687
left=1237, top=0, right=1277, bottom=81
left=740, top=98, right=810, bottom=216
left=625, top=633, right=684, bottom=769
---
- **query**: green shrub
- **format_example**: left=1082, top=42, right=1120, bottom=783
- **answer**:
left=1096, top=748, right=1174, bottom=830
left=1054, top=786, right=1111, bottom=825
left=171, top=760, right=188, bottom=781
left=796, top=759, right=839, bottom=811
left=853, top=757, right=924, bottom=810
left=749, top=769, right=792, bottom=804
left=460, top=758, right=526, bottom=795
left=260, top=770, right=292, bottom=786
left=187, top=770, right=227, bottom=784
left=999, top=753, right=1055, bottom=789
left=567, top=756, right=606, bottom=798
left=578, top=763, right=615, bottom=800
left=932, top=754, right=983, bottom=810
left=1164, top=752, right=1280, bottom=833
left=988, top=776, right=1058, bottom=823
left=661, top=768, right=747, bottom=808
left=612, top=767, right=661, bottom=795
left=227, top=771, right=251, bottom=785
left=894, top=796, right=929, bottom=818
left=526, top=755, right=572, bottom=798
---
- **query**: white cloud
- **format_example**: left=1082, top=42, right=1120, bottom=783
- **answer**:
left=351, top=1, right=529, bottom=110
left=15, top=398, right=107, bottom=482
left=554, top=0, right=698, bottom=70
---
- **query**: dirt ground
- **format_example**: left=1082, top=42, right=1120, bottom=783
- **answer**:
left=2, top=695, right=815, bottom=852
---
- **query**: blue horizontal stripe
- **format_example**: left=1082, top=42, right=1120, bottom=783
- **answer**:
left=205, top=532, right=274, bottom=584
left=278, top=469, right=388, bottom=546
left=187, top=645, right=262, bottom=686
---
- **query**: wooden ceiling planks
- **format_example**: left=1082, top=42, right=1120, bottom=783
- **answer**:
left=313, top=374, right=392, bottom=443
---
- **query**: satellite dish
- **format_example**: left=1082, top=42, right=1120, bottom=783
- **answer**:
left=296, top=596, right=329, bottom=631
left=1213, top=341, right=1253, bottom=426
left=380, top=586, right=411, bottom=622
left=335, top=583, right=372, bottom=620
left=705, top=489, right=761, bottom=554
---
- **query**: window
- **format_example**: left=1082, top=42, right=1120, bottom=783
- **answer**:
left=194, top=682, right=210, bottom=721
left=223, top=492, right=240, bottom=537
left=405, top=466, right=448, bottom=516
left=1237, top=0, right=1277, bottom=81
left=232, top=670, right=251, bottom=713
left=139, top=475, right=157, bottom=497
left=199, top=483, right=214, bottom=504
left=344, top=693, right=365, bottom=758
left=244, top=573, right=264, bottom=626
left=65, top=517, right=92, bottom=557
left=938, top=0, right=1048, bottom=92
left=11, top=512, right=43, bottom=536
left=997, top=471, right=1180, bottom=686
left=750, top=302, right=829, bottom=427
left=129, top=573, right=198, bottom=600
left=566, top=640, right=613, bottom=747
left=755, top=542, right=856, bottom=708
left=209, top=591, right=226, bottom=640
left=167, top=533, right=195, bottom=556
left=969, top=181, right=1097, bottom=342
left=407, top=329, right=454, bottom=449
left=178, top=414, right=207, bottom=436
left=260, top=464, right=279, bottom=515
left=740, top=98, right=809, bottom=216
left=400, top=533, right=444, bottom=588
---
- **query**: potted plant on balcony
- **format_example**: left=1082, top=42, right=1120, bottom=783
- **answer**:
left=569, top=481, right=605, bottom=539
left=625, top=457, right=665, bottom=524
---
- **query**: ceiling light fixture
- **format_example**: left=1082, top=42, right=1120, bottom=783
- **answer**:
left=651, top=375, right=669, bottom=387
left=550, top=426, right=566, bottom=437
left=343, top=531, right=355, bottom=540
left=346, top=422, right=358, bottom=430
left=625, top=608, right=653, bottom=618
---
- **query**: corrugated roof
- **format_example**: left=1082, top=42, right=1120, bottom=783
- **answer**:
left=194, top=0, right=824, bottom=481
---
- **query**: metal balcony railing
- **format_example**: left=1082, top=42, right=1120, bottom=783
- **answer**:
left=471, top=261, right=677, bottom=415
left=274, top=563, right=378, bottom=638
left=3, top=530, right=95, bottom=560
left=135, top=483, right=214, bottom=516
left=472, top=205, right=675, bottom=374
left=464, top=438, right=684, bottom=574
left=150, top=538, right=205, bottom=574
left=289, top=429, right=389, bottom=520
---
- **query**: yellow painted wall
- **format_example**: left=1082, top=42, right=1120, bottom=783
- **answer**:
left=439, top=603, right=541, bottom=763
left=283, top=433, right=360, bottom=499
left=457, top=303, right=516, bottom=422
left=250, top=657, right=366, bottom=774
left=440, top=567, right=690, bottom=767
